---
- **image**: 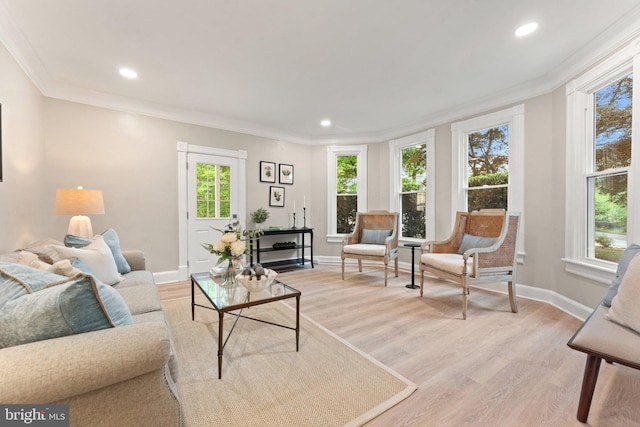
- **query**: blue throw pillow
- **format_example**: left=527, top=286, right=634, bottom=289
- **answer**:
left=457, top=233, right=497, bottom=255
left=0, top=262, right=133, bottom=348
left=602, top=243, right=640, bottom=307
left=65, top=228, right=131, bottom=274
left=361, top=229, right=392, bottom=245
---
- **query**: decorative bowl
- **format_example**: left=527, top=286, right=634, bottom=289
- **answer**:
left=235, top=269, right=278, bottom=292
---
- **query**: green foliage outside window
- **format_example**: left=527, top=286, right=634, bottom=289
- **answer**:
left=196, top=163, right=231, bottom=218
left=401, top=146, right=426, bottom=238
left=336, top=155, right=358, bottom=233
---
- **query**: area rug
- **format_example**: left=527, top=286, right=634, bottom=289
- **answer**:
left=162, top=295, right=417, bottom=427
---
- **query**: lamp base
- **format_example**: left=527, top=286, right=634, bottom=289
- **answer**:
left=68, top=215, right=94, bottom=238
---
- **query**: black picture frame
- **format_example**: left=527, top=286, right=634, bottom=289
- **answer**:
left=260, top=161, right=276, bottom=183
left=269, top=186, right=285, bottom=207
left=279, top=163, right=294, bottom=185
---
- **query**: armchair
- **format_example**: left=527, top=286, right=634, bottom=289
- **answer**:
left=419, top=210, right=520, bottom=319
left=341, top=211, right=399, bottom=286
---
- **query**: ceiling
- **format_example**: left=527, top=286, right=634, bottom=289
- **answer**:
left=1, top=0, right=639, bottom=145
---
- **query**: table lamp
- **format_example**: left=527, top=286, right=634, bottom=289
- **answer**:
left=55, top=187, right=105, bottom=238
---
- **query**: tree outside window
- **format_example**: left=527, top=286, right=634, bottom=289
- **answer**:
left=401, top=146, right=426, bottom=238
left=467, top=125, right=509, bottom=211
left=196, top=163, right=230, bottom=218
left=336, top=155, right=358, bottom=234
left=589, top=73, right=632, bottom=262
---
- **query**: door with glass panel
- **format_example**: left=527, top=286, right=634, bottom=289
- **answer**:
left=187, top=153, right=238, bottom=274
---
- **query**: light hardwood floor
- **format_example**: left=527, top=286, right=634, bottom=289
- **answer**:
left=158, top=264, right=640, bottom=426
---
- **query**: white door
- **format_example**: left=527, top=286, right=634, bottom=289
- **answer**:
left=187, top=153, right=239, bottom=275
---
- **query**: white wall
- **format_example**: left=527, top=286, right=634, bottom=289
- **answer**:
left=0, top=42, right=47, bottom=251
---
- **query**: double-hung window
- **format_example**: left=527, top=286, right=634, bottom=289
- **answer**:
left=451, top=105, right=525, bottom=258
left=390, top=129, right=435, bottom=241
left=327, top=145, right=368, bottom=242
left=565, top=38, right=639, bottom=280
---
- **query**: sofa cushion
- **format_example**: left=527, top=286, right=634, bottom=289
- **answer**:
left=53, top=235, right=122, bottom=285
left=117, top=285, right=162, bottom=315
left=360, top=229, right=392, bottom=245
left=0, top=262, right=133, bottom=348
left=65, top=228, right=132, bottom=274
left=457, top=233, right=497, bottom=255
left=602, top=243, right=640, bottom=307
left=115, top=270, right=155, bottom=288
left=606, top=254, right=640, bottom=334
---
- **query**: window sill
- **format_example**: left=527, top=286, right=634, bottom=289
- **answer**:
left=562, top=258, right=616, bottom=285
left=327, top=234, right=346, bottom=244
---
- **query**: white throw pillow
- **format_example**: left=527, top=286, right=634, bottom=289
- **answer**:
left=606, top=253, right=640, bottom=334
left=53, top=236, right=122, bottom=285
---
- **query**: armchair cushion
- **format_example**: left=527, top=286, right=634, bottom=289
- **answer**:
left=343, top=244, right=387, bottom=257
left=360, top=229, right=392, bottom=245
left=421, top=253, right=473, bottom=276
left=457, top=233, right=497, bottom=255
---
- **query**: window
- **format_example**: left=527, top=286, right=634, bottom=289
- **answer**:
left=390, top=129, right=435, bottom=241
left=327, top=145, right=367, bottom=241
left=452, top=105, right=524, bottom=257
left=565, top=39, right=639, bottom=280
left=196, top=163, right=231, bottom=218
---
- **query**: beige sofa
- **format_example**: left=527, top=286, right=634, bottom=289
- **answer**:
left=0, top=250, right=181, bottom=427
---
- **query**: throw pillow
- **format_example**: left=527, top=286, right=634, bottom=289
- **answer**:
left=53, top=236, right=122, bottom=285
left=0, top=263, right=133, bottom=348
left=457, top=233, right=498, bottom=255
left=605, top=254, right=640, bottom=334
left=17, top=251, right=51, bottom=270
left=360, top=229, right=392, bottom=245
left=65, top=229, right=131, bottom=274
left=47, top=259, right=82, bottom=277
left=602, top=243, right=640, bottom=307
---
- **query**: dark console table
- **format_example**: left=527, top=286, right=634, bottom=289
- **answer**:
left=249, top=228, right=314, bottom=270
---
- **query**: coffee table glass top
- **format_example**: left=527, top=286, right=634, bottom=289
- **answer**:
left=191, top=272, right=300, bottom=311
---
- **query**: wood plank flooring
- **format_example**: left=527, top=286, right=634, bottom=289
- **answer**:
left=158, top=264, right=640, bottom=426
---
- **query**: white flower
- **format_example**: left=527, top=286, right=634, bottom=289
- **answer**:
left=213, top=240, right=226, bottom=252
left=221, top=232, right=238, bottom=244
left=230, top=240, right=245, bottom=256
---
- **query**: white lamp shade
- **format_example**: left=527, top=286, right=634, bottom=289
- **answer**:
left=55, top=188, right=105, bottom=215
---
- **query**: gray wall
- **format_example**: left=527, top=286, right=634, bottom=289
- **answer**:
left=0, top=39, right=613, bottom=308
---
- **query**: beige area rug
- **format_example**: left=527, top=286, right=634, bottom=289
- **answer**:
left=162, top=295, right=417, bottom=427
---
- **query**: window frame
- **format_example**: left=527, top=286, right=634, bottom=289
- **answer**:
left=564, top=38, right=640, bottom=283
left=326, top=144, right=368, bottom=242
left=389, top=128, right=436, bottom=243
left=451, top=104, right=525, bottom=260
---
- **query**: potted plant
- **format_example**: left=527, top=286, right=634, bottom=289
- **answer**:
left=250, top=207, right=269, bottom=224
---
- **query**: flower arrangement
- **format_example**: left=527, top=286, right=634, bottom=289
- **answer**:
left=202, top=219, right=263, bottom=266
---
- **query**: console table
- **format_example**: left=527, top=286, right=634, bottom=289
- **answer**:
left=249, top=228, right=314, bottom=270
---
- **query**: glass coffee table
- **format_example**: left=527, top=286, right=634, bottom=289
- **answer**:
left=190, top=272, right=301, bottom=379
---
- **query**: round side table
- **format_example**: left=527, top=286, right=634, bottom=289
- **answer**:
left=403, top=243, right=422, bottom=289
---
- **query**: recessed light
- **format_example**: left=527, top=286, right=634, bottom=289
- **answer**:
left=515, top=22, right=538, bottom=37
left=320, top=119, right=331, bottom=127
left=119, top=68, right=138, bottom=79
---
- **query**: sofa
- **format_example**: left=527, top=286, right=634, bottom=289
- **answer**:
left=0, top=236, right=181, bottom=427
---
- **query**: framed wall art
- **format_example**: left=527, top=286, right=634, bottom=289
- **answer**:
left=269, top=186, right=285, bottom=207
left=260, top=161, right=276, bottom=183
left=279, top=163, right=294, bottom=185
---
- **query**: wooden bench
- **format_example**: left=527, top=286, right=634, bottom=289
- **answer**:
left=567, top=304, right=640, bottom=422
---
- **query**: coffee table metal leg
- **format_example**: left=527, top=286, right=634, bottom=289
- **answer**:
left=296, top=295, right=300, bottom=352
left=191, top=278, right=195, bottom=320
left=218, top=312, right=224, bottom=379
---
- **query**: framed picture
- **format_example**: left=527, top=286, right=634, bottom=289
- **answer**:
left=260, top=161, right=276, bottom=183
left=269, top=186, right=285, bottom=207
left=279, top=163, right=294, bottom=185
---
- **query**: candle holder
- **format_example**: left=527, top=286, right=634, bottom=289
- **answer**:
left=292, top=212, right=297, bottom=229
left=303, top=207, right=307, bottom=228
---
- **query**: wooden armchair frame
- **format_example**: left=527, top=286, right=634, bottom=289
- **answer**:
left=341, top=211, right=399, bottom=286
left=419, top=210, right=520, bottom=319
